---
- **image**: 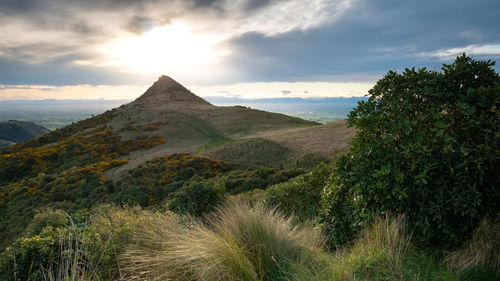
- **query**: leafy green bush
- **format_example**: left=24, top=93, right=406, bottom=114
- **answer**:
left=321, top=55, right=500, bottom=247
left=168, top=180, right=225, bottom=217
left=228, top=188, right=266, bottom=204
left=82, top=204, right=158, bottom=280
left=0, top=227, right=60, bottom=281
left=217, top=167, right=305, bottom=194
left=264, top=163, right=331, bottom=221
left=25, top=208, right=69, bottom=237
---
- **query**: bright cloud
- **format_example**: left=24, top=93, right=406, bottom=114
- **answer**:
left=420, top=44, right=500, bottom=59
left=0, top=0, right=499, bottom=97
left=0, top=0, right=352, bottom=74
left=75, top=22, right=229, bottom=75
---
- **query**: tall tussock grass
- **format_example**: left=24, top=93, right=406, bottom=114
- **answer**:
left=120, top=200, right=330, bottom=281
left=446, top=219, right=500, bottom=276
left=325, top=215, right=454, bottom=281
left=121, top=203, right=461, bottom=281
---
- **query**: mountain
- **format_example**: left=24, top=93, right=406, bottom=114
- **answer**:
left=103, top=75, right=354, bottom=176
left=0, top=120, right=50, bottom=148
left=0, top=75, right=354, bottom=247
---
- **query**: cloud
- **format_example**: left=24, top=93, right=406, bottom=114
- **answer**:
left=419, top=44, right=500, bottom=60
left=0, top=0, right=499, bottom=88
left=126, top=16, right=157, bottom=34
left=0, top=0, right=353, bottom=85
left=220, top=0, right=500, bottom=82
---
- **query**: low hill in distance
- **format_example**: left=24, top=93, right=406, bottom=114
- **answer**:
left=0, top=120, right=50, bottom=148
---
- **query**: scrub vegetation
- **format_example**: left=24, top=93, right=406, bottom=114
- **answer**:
left=0, top=55, right=498, bottom=280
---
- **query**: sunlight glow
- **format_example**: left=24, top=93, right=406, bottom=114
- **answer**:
left=95, top=22, right=227, bottom=74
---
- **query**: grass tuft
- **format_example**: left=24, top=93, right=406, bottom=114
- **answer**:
left=326, top=215, right=454, bottom=281
left=446, top=219, right=500, bottom=276
left=121, top=200, right=329, bottom=281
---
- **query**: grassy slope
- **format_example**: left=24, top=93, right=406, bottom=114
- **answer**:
left=104, top=96, right=351, bottom=177
left=0, top=77, right=355, bottom=248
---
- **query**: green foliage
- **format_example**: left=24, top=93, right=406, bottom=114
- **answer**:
left=0, top=205, right=160, bottom=281
left=0, top=226, right=60, bottom=281
left=215, top=167, right=305, bottom=194
left=0, top=126, right=165, bottom=248
left=0, top=126, right=164, bottom=183
left=264, top=163, right=331, bottom=221
left=321, top=55, right=500, bottom=247
left=206, top=137, right=327, bottom=168
left=25, top=208, right=68, bottom=237
left=114, top=153, right=228, bottom=206
left=228, top=188, right=266, bottom=204
left=81, top=204, right=158, bottom=280
left=168, top=180, right=225, bottom=217
left=3, top=203, right=496, bottom=280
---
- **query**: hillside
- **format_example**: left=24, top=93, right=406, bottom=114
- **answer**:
left=0, top=120, right=50, bottom=148
left=0, top=75, right=354, bottom=248
left=1, top=57, right=498, bottom=281
left=100, top=76, right=353, bottom=177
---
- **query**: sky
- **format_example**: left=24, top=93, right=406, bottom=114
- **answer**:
left=0, top=0, right=499, bottom=100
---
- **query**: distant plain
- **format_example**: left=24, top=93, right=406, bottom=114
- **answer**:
left=0, top=97, right=365, bottom=129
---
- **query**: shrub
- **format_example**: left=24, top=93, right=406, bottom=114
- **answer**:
left=0, top=227, right=60, bottom=281
left=228, top=188, right=266, bottom=205
left=25, top=208, right=69, bottom=237
left=321, top=55, right=500, bottom=247
left=218, top=167, right=305, bottom=195
left=264, top=163, right=331, bottom=221
left=167, top=180, right=225, bottom=217
left=81, top=204, right=157, bottom=280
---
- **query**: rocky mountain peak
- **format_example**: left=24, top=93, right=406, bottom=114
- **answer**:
left=132, top=75, right=211, bottom=107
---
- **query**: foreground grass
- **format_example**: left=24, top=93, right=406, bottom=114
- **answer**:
left=121, top=200, right=331, bottom=280
left=3, top=201, right=498, bottom=281
left=325, top=216, right=454, bottom=281
left=120, top=202, right=480, bottom=281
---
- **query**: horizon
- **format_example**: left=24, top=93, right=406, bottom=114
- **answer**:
left=1, top=0, right=499, bottom=100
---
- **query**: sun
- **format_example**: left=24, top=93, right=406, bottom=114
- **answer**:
left=99, top=22, right=227, bottom=74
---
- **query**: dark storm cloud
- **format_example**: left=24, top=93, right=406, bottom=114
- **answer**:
left=224, top=0, right=500, bottom=82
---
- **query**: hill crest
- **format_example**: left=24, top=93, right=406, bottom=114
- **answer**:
left=132, top=75, right=211, bottom=107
